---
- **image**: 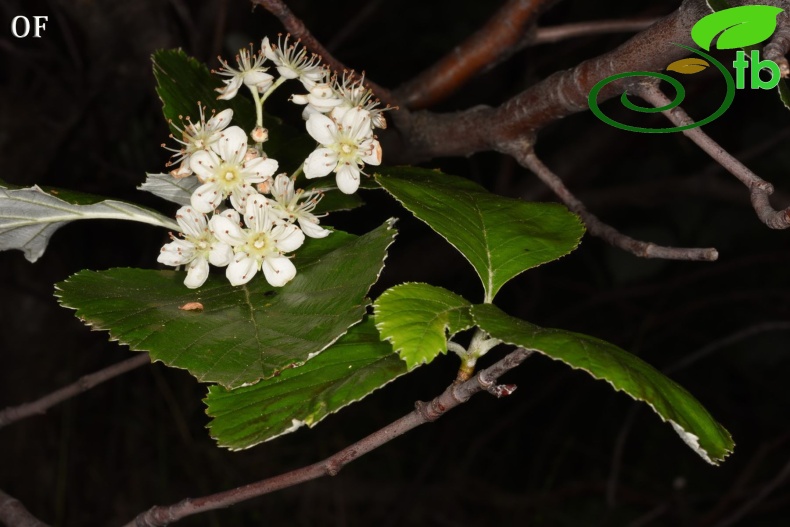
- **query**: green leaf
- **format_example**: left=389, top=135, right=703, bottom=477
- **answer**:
left=471, top=304, right=734, bottom=465
left=778, top=79, right=790, bottom=110
left=205, top=318, right=409, bottom=450
left=56, top=221, right=397, bottom=388
left=376, top=167, right=584, bottom=302
left=374, top=283, right=474, bottom=368
left=692, top=5, right=782, bottom=51
left=0, top=184, right=178, bottom=263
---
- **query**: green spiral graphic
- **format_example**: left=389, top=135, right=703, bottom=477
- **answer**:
left=587, top=44, right=735, bottom=133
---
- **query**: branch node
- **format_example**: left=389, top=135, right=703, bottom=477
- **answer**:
left=414, top=400, right=441, bottom=422
left=324, top=459, right=343, bottom=477
left=487, top=383, right=518, bottom=398
left=476, top=369, right=496, bottom=389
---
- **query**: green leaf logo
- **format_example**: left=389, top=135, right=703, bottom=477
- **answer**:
left=667, top=57, right=710, bottom=74
left=691, top=5, right=783, bottom=51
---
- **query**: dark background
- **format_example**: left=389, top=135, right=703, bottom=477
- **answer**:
left=1, top=0, right=789, bottom=525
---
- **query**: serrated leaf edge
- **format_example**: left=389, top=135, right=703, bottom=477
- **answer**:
left=471, top=307, right=734, bottom=465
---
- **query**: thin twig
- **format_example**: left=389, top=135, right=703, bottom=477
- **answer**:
left=635, top=82, right=790, bottom=230
left=511, top=145, right=719, bottom=261
left=123, top=348, right=535, bottom=527
left=531, top=18, right=660, bottom=45
left=395, top=0, right=553, bottom=109
left=0, top=354, right=150, bottom=428
left=0, top=489, right=50, bottom=527
left=249, top=0, right=395, bottom=106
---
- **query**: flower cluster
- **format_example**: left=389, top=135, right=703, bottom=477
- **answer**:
left=157, top=36, right=386, bottom=290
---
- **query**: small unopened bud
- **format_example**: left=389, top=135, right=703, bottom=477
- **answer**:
left=170, top=162, right=192, bottom=179
left=244, top=148, right=260, bottom=163
left=251, top=126, right=269, bottom=143
left=372, top=113, right=387, bottom=129
left=257, top=180, right=271, bottom=194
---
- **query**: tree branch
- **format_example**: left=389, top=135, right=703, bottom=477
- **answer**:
left=531, top=18, right=660, bottom=45
left=0, top=489, right=50, bottom=527
left=511, top=144, right=719, bottom=261
left=123, top=348, right=534, bottom=527
left=395, top=0, right=553, bottom=109
left=0, top=354, right=149, bottom=428
left=764, top=9, right=790, bottom=77
left=390, top=0, right=717, bottom=163
left=634, top=81, right=790, bottom=229
left=249, top=0, right=396, bottom=106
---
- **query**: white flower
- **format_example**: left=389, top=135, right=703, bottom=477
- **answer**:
left=210, top=195, right=305, bottom=287
left=157, top=206, right=234, bottom=288
left=303, top=108, right=382, bottom=194
left=163, top=107, right=234, bottom=178
left=262, top=35, right=325, bottom=89
left=189, top=126, right=278, bottom=213
left=214, top=46, right=274, bottom=100
left=269, top=174, right=330, bottom=238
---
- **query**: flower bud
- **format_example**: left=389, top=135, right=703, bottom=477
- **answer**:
left=251, top=126, right=269, bottom=143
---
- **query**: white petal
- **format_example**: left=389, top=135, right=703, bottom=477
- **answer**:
left=206, top=108, right=233, bottom=131
left=184, top=257, right=210, bottom=288
left=304, top=148, right=337, bottom=179
left=244, top=71, right=273, bottom=89
left=262, top=256, right=296, bottom=287
left=226, top=253, right=258, bottom=286
left=230, top=186, right=260, bottom=213
left=272, top=223, right=305, bottom=253
left=214, top=126, right=248, bottom=164
left=209, top=214, right=247, bottom=246
left=246, top=195, right=273, bottom=232
left=191, top=182, right=223, bottom=213
left=216, top=76, right=242, bottom=100
left=360, top=139, right=382, bottom=166
left=307, top=84, right=342, bottom=111
left=330, top=105, right=351, bottom=123
left=301, top=104, right=322, bottom=120
left=208, top=242, right=234, bottom=267
left=299, top=70, right=326, bottom=91
left=341, top=107, right=372, bottom=137
left=305, top=113, right=338, bottom=145
left=175, top=206, right=208, bottom=238
left=271, top=173, right=293, bottom=201
left=290, top=93, right=309, bottom=105
left=298, top=217, right=330, bottom=238
left=158, top=239, right=195, bottom=266
left=261, top=37, right=276, bottom=61
left=276, top=66, right=300, bottom=80
left=244, top=157, right=279, bottom=180
left=219, top=208, right=240, bottom=224
left=189, top=150, right=218, bottom=183
left=336, top=164, right=360, bottom=194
